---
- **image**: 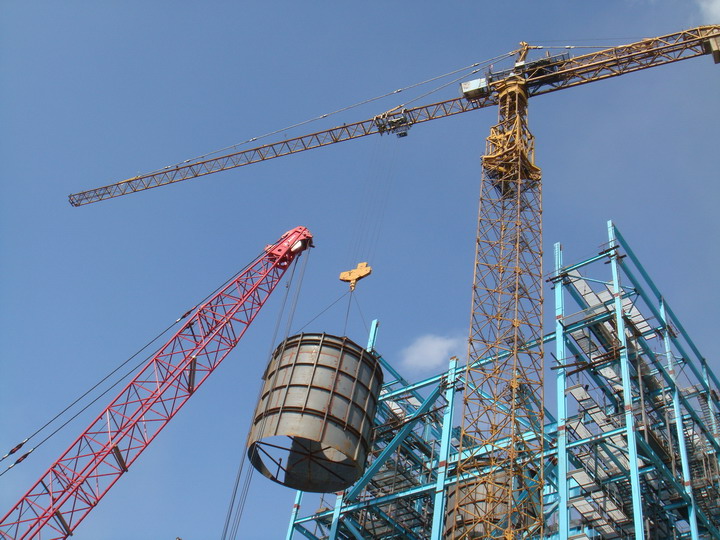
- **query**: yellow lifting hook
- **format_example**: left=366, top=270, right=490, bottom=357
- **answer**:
left=339, top=262, right=372, bottom=292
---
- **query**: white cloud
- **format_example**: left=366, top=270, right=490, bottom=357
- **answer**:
left=697, top=0, right=720, bottom=21
left=400, top=333, right=465, bottom=371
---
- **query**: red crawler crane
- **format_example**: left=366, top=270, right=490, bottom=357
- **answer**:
left=0, top=226, right=313, bottom=540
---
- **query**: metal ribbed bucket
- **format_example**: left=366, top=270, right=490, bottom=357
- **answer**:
left=247, top=333, right=383, bottom=492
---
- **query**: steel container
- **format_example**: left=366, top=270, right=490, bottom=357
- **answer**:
left=247, top=333, right=383, bottom=492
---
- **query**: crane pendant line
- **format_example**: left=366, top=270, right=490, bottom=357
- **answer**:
left=0, top=227, right=313, bottom=540
left=22, top=22, right=718, bottom=540
left=449, top=77, right=545, bottom=538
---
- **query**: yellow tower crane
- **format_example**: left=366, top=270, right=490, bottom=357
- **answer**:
left=67, top=26, right=719, bottom=539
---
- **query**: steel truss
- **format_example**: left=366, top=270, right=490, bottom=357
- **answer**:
left=0, top=227, right=313, bottom=540
left=286, top=222, right=720, bottom=539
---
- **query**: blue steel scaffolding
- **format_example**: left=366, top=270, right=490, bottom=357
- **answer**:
left=285, top=221, right=720, bottom=539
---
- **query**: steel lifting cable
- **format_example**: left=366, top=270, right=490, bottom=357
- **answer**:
left=365, top=140, right=397, bottom=264
left=0, top=250, right=265, bottom=478
left=146, top=55, right=515, bottom=176
left=344, top=137, right=381, bottom=268
left=221, top=250, right=312, bottom=540
left=343, top=289, right=354, bottom=337
left=0, top=322, right=179, bottom=478
left=345, top=137, right=398, bottom=270
left=294, top=290, right=351, bottom=334
left=219, top=255, right=300, bottom=540
left=232, top=251, right=311, bottom=532
left=352, top=293, right=370, bottom=336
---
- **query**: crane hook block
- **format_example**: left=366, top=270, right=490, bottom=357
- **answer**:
left=340, top=262, right=372, bottom=291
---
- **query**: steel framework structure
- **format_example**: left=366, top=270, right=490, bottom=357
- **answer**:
left=286, top=222, right=720, bottom=540
left=0, top=226, right=313, bottom=540
left=3, top=25, right=714, bottom=540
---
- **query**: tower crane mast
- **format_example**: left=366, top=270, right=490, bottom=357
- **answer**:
left=0, top=227, right=313, bottom=540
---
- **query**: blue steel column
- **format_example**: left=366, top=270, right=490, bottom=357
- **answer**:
left=367, top=319, right=380, bottom=352
left=661, top=299, right=700, bottom=539
left=554, top=242, right=569, bottom=538
left=328, top=493, right=345, bottom=540
left=607, top=220, right=644, bottom=538
left=701, top=359, right=719, bottom=438
left=328, top=319, right=382, bottom=540
left=430, top=356, right=459, bottom=539
left=286, top=491, right=304, bottom=540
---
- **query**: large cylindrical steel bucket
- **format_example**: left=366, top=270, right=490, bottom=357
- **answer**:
left=247, top=333, right=383, bottom=492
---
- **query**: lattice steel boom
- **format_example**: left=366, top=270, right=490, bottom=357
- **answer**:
left=0, top=226, right=313, bottom=540
left=68, top=26, right=719, bottom=207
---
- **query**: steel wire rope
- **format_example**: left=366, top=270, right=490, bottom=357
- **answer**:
left=366, top=140, right=398, bottom=265
left=0, top=250, right=265, bottom=477
left=221, top=250, right=311, bottom=540
left=294, top=290, right=351, bottom=334
left=533, top=44, right=630, bottom=49
left=218, top=276, right=294, bottom=538
left=396, top=51, right=515, bottom=110
left=145, top=55, right=514, bottom=176
left=345, top=136, right=383, bottom=268
left=352, top=293, right=370, bottom=336
left=343, top=290, right=354, bottom=337
left=349, top=137, right=398, bottom=269
left=224, top=265, right=357, bottom=537
left=342, top=288, right=370, bottom=338
left=340, top=56, right=514, bottom=268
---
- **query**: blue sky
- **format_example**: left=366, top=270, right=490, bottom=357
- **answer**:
left=1, top=3, right=719, bottom=539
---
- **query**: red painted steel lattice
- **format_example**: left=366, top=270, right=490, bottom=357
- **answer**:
left=0, top=226, right=312, bottom=540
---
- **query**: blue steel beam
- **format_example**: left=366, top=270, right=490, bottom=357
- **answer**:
left=328, top=491, right=345, bottom=539
left=368, top=507, right=422, bottom=540
left=635, top=436, right=720, bottom=538
left=613, top=224, right=720, bottom=413
left=609, top=221, right=644, bottom=537
left=342, top=518, right=366, bottom=540
left=554, top=242, right=570, bottom=539
left=430, top=357, right=458, bottom=539
left=606, top=256, right=720, bottom=456
left=345, top=382, right=445, bottom=502
left=286, top=491, right=305, bottom=540
left=292, top=226, right=720, bottom=539
left=291, top=523, right=321, bottom=540
left=661, top=299, right=700, bottom=539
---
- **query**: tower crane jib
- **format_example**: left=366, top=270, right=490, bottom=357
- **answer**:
left=67, top=25, right=719, bottom=207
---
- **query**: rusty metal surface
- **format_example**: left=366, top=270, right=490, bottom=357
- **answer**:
left=247, top=333, right=383, bottom=493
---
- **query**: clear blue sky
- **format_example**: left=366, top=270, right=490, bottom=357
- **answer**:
left=1, top=3, right=718, bottom=539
